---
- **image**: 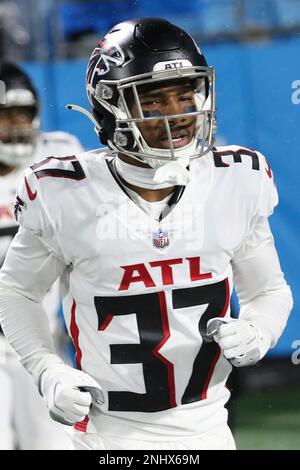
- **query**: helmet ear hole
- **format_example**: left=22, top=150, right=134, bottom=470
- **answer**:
left=116, top=123, right=136, bottom=151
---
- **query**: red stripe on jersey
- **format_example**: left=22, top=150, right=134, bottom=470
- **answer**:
left=74, top=415, right=89, bottom=432
left=70, top=300, right=90, bottom=433
left=201, top=278, right=230, bottom=400
left=201, top=348, right=221, bottom=400
left=24, top=176, right=37, bottom=200
left=70, top=299, right=82, bottom=369
left=152, top=292, right=177, bottom=408
left=265, top=159, right=272, bottom=178
left=219, top=277, right=230, bottom=318
left=98, top=314, right=113, bottom=331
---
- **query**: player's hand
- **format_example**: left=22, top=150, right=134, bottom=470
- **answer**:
left=39, top=363, right=105, bottom=425
left=207, top=317, right=262, bottom=367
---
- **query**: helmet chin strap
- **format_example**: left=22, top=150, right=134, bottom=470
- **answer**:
left=115, top=156, right=190, bottom=189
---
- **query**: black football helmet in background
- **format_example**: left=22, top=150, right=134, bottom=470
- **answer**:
left=0, top=62, right=40, bottom=167
left=84, top=18, right=216, bottom=167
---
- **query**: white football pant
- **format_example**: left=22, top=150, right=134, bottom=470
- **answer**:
left=71, top=424, right=236, bottom=450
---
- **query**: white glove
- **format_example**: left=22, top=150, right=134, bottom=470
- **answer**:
left=39, top=363, right=105, bottom=425
left=207, top=317, right=264, bottom=367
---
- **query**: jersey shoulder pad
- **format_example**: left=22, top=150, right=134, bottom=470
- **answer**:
left=76, top=147, right=115, bottom=173
left=30, top=154, right=86, bottom=182
left=255, top=150, right=278, bottom=217
left=212, top=145, right=261, bottom=171
left=15, top=166, right=67, bottom=260
left=212, top=145, right=278, bottom=216
left=15, top=154, right=88, bottom=228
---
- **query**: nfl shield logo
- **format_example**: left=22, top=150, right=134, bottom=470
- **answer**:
left=153, top=230, right=169, bottom=249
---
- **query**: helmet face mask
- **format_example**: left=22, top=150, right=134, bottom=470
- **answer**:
left=86, top=18, right=216, bottom=168
left=0, top=63, right=40, bottom=168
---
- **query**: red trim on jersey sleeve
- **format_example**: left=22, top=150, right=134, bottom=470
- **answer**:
left=201, top=277, right=230, bottom=400
left=265, top=158, right=272, bottom=178
left=24, top=176, right=37, bottom=201
left=152, top=292, right=177, bottom=408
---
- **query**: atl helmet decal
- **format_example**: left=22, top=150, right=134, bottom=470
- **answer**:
left=86, top=39, right=125, bottom=87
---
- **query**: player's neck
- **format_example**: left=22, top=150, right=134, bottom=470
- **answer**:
left=118, top=153, right=175, bottom=202
left=121, top=178, right=174, bottom=202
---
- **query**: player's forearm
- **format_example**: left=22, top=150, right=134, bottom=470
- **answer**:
left=0, top=285, right=64, bottom=385
left=232, top=222, right=293, bottom=355
left=234, top=266, right=293, bottom=355
left=239, top=284, right=293, bottom=355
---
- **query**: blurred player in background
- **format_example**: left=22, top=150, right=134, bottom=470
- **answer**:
left=0, top=19, right=293, bottom=450
left=0, top=61, right=83, bottom=449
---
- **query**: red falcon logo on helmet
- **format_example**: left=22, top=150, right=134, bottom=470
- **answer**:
left=86, top=39, right=125, bottom=84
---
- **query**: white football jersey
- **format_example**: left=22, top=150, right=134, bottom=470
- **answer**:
left=13, top=145, right=278, bottom=438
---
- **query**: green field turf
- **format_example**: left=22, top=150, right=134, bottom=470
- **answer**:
left=233, top=387, right=300, bottom=450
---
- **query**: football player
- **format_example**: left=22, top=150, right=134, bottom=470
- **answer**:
left=0, top=61, right=83, bottom=449
left=0, top=20, right=293, bottom=450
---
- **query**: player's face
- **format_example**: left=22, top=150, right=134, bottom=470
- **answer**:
left=0, top=107, right=34, bottom=143
left=129, top=81, right=197, bottom=149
